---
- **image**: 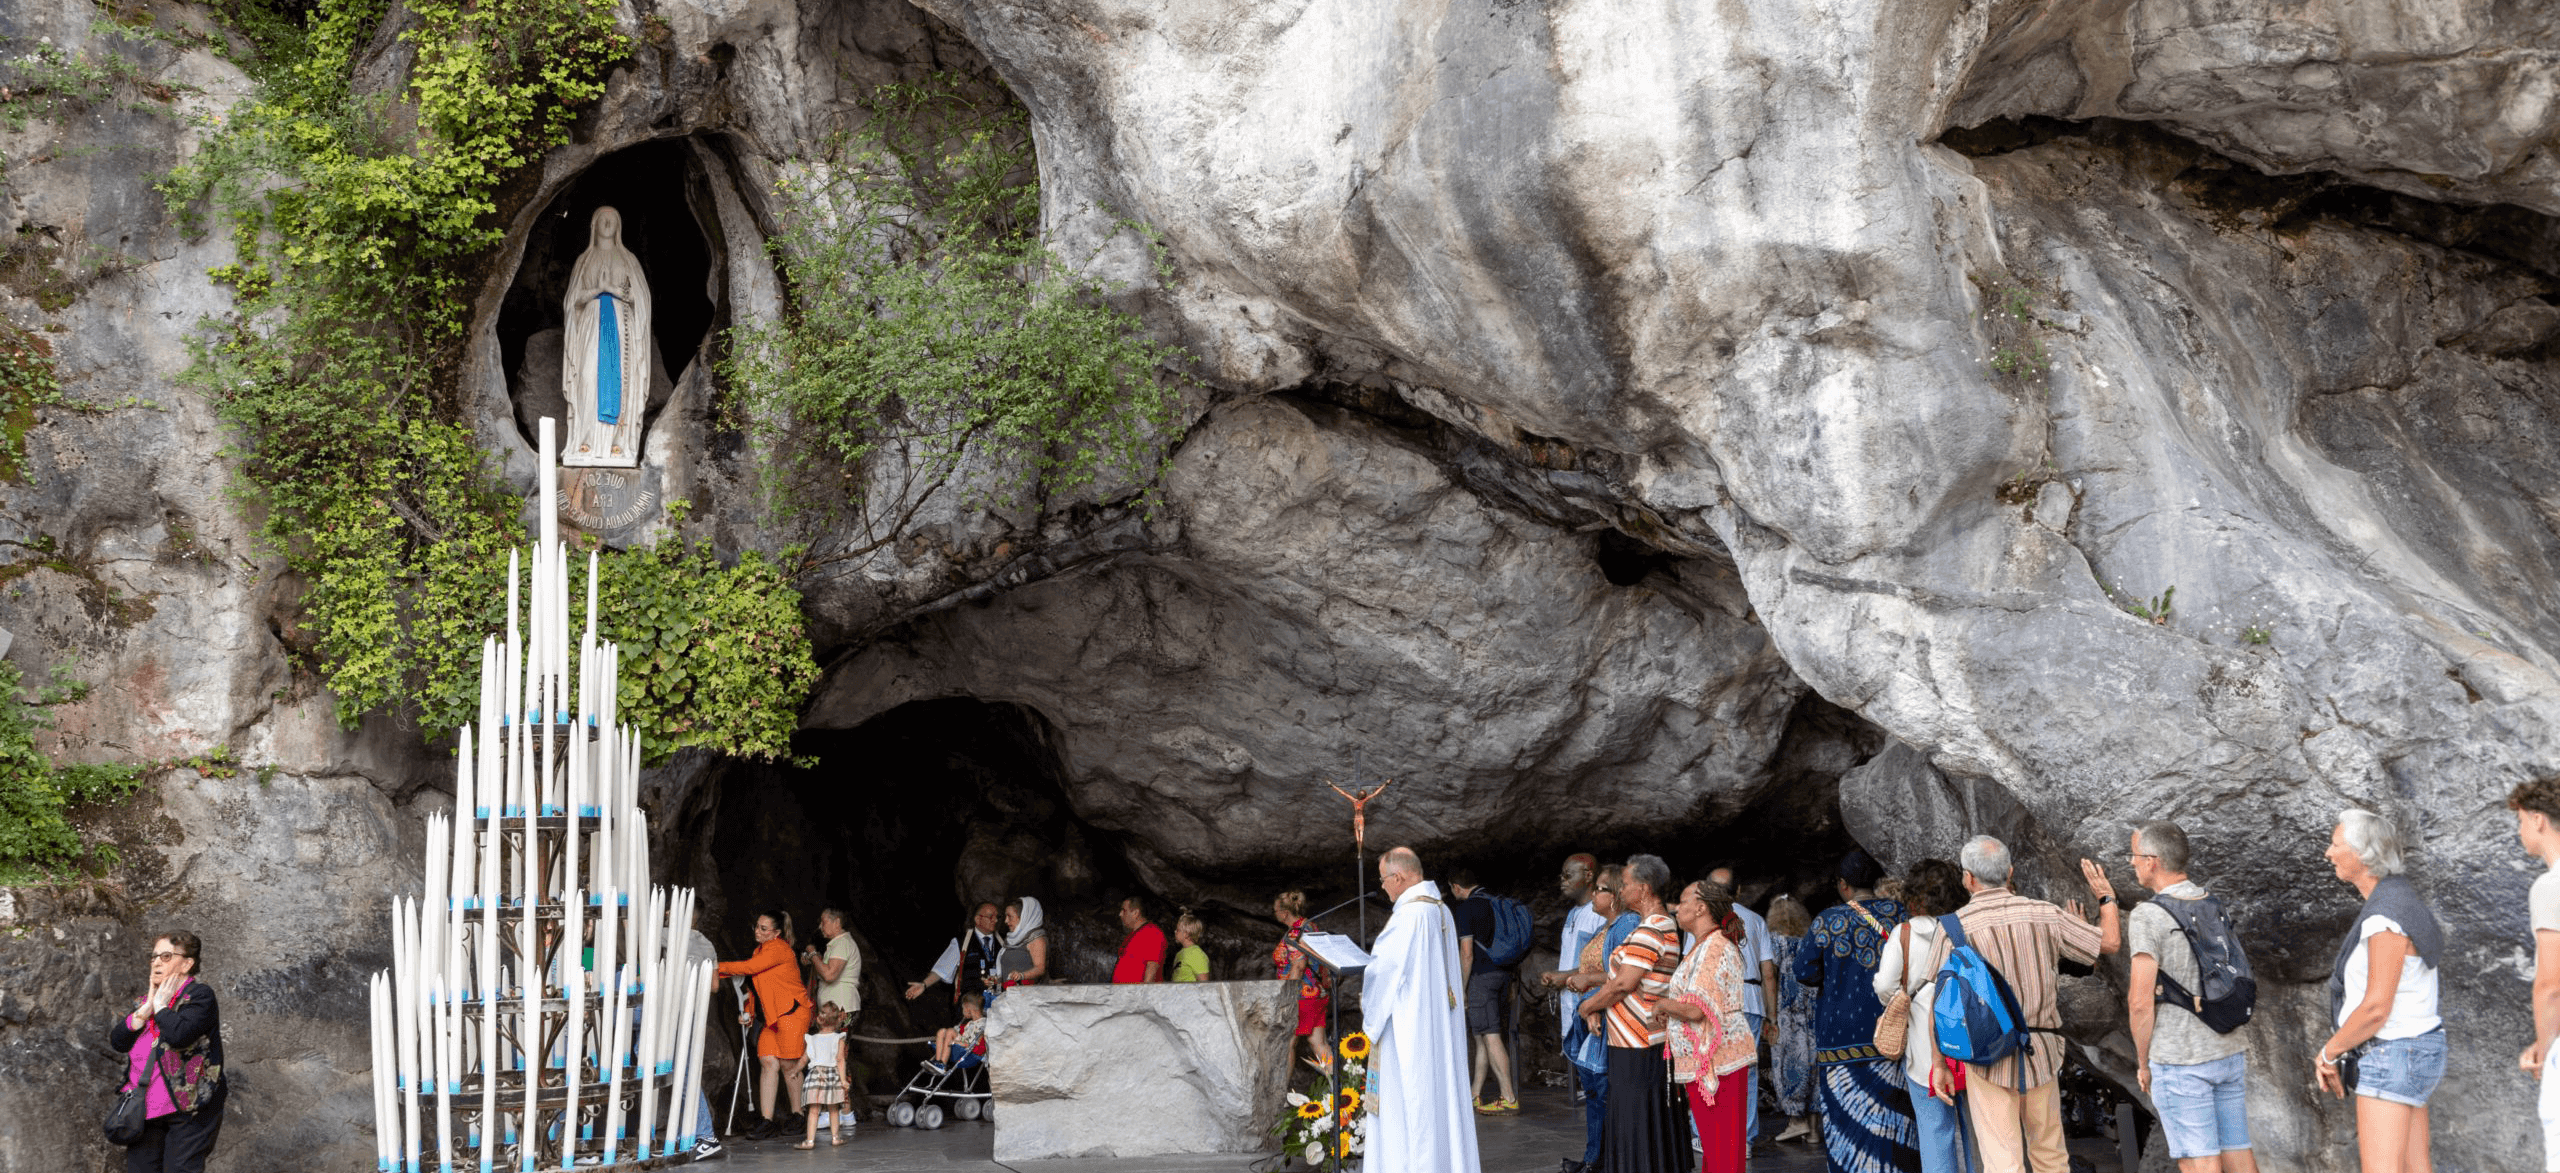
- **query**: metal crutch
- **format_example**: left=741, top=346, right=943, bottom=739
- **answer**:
left=724, top=976, right=754, bottom=1134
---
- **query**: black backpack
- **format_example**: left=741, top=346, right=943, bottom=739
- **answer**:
left=2148, top=892, right=2256, bottom=1033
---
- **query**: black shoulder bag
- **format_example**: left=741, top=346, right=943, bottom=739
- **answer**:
left=105, top=1035, right=165, bottom=1146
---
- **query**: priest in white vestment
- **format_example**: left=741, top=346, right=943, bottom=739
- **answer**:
left=1362, top=846, right=1480, bottom=1173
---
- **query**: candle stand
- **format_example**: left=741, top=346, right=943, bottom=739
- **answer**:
left=366, top=419, right=713, bottom=1173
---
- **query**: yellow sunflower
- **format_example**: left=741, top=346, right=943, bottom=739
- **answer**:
left=1335, top=1131, right=1357, bottom=1157
left=1336, top=1087, right=1363, bottom=1114
left=1339, top=1032, right=1371, bottom=1061
left=1296, top=1098, right=1328, bottom=1120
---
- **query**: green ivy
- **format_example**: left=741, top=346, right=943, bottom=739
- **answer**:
left=724, top=73, right=1186, bottom=557
left=0, top=662, right=145, bottom=884
left=576, top=536, right=819, bottom=764
left=161, top=0, right=816, bottom=757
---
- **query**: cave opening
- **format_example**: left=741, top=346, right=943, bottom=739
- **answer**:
left=678, top=697, right=1150, bottom=1090
left=497, top=136, right=724, bottom=451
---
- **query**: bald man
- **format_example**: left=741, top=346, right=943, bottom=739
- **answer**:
left=1364, top=847, right=1481, bottom=1172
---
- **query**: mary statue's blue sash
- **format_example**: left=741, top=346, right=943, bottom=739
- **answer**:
left=596, top=292, right=623, bottom=425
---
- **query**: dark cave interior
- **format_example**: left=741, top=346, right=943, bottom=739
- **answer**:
left=671, top=693, right=1889, bottom=1093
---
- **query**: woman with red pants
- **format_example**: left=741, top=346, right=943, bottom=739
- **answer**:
left=1662, top=881, right=1755, bottom=1173
left=1270, top=890, right=1331, bottom=1071
left=719, top=910, right=813, bottom=1137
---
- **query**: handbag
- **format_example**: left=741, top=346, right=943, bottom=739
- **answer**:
left=105, top=1037, right=164, bottom=1146
left=1874, top=921, right=1914, bottom=1058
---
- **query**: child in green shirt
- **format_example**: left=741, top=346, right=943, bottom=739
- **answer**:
left=1171, top=910, right=1212, bottom=982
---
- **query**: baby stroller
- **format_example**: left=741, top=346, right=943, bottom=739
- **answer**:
left=884, top=1044, right=990, bottom=1130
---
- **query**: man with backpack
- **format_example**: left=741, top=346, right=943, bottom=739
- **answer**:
left=2126, top=821, right=2257, bottom=1173
left=1942, top=835, right=2120, bottom=1173
left=1451, top=868, right=1530, bottom=1114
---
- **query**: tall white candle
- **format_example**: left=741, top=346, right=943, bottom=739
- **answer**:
left=600, top=963, right=630, bottom=1163
left=430, top=974, right=453, bottom=1173
left=371, top=973, right=393, bottom=1173
left=422, top=817, right=447, bottom=994
left=397, top=900, right=422, bottom=1173
left=661, top=960, right=697, bottom=1155
left=561, top=908, right=584, bottom=1173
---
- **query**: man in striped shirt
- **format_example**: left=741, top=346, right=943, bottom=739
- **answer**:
left=1950, top=835, right=2121, bottom=1173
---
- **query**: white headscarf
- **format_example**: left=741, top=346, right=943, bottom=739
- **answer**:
left=1006, top=897, right=1046, bottom=948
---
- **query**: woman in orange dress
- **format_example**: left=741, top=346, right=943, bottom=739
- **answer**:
left=718, top=910, right=813, bottom=1135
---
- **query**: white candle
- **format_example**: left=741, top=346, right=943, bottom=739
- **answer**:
left=561, top=905, right=584, bottom=1172
left=372, top=973, right=393, bottom=1173
left=631, top=908, right=660, bottom=1158
left=430, top=975, right=453, bottom=1173
left=422, top=818, right=447, bottom=994
left=452, top=730, right=475, bottom=918
left=662, top=960, right=698, bottom=1155
left=477, top=819, right=498, bottom=1173
left=600, top=963, right=630, bottom=1163
left=519, top=951, right=536, bottom=1173
left=398, top=900, right=422, bottom=1173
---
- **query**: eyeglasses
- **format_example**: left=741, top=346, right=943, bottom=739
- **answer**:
left=1595, top=885, right=1620, bottom=894
left=150, top=951, right=186, bottom=962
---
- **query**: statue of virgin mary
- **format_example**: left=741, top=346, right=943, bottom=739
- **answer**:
left=561, top=206, right=650, bottom=467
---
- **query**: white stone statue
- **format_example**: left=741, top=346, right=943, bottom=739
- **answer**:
left=561, top=206, right=650, bottom=467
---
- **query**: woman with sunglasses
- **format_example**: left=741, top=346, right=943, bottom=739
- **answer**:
left=108, top=929, right=226, bottom=1172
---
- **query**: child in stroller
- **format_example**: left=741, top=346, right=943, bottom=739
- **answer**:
left=927, top=995, right=987, bottom=1073
left=889, top=997, right=992, bottom=1129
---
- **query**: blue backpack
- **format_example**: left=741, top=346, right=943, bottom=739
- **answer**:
left=1483, top=894, right=1535, bottom=968
left=1931, top=914, right=2034, bottom=1067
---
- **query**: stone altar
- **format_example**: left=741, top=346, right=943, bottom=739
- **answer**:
left=985, top=980, right=1295, bottom=1161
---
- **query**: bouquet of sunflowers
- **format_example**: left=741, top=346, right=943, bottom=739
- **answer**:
left=1272, top=1031, right=1371, bottom=1167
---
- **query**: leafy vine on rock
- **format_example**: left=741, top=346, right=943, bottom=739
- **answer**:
left=161, top=0, right=814, bottom=757
left=723, top=73, right=1190, bottom=572
left=0, top=662, right=144, bottom=883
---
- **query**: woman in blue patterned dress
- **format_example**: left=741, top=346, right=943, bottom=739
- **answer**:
left=1789, top=850, right=1920, bottom=1173
left=1767, top=895, right=1817, bottom=1142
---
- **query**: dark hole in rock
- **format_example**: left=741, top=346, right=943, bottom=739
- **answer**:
left=1594, top=528, right=1676, bottom=586
left=678, top=698, right=1153, bottom=1094
left=497, top=136, right=720, bottom=451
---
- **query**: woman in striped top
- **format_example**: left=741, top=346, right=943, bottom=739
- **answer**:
left=1577, top=853, right=1687, bottom=1173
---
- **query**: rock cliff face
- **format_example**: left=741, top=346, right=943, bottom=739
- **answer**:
left=0, top=0, right=2555, bottom=1170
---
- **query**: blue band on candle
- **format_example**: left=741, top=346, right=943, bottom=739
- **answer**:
left=656, top=1060, right=674, bottom=1076
left=503, top=806, right=523, bottom=818
left=499, top=713, right=509, bottom=726
left=396, top=1075, right=407, bottom=1091
left=380, top=1160, right=392, bottom=1172
left=542, top=804, right=563, bottom=817
left=479, top=1162, right=492, bottom=1173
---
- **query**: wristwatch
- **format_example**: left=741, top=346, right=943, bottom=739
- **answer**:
left=2097, top=895, right=2116, bottom=907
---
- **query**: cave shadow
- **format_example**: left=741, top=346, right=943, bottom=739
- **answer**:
left=677, top=697, right=1150, bottom=1095
left=498, top=135, right=724, bottom=455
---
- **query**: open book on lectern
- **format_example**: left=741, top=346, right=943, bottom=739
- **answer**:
left=1297, top=932, right=1372, bottom=973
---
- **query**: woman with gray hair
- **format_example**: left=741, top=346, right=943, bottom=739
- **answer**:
left=2315, top=808, right=2445, bottom=1173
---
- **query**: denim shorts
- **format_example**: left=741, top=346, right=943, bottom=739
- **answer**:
left=2354, top=1029, right=2447, bottom=1107
left=2149, top=1051, right=2250, bottom=1159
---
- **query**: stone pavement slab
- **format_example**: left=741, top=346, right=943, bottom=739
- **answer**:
left=706, top=1084, right=1834, bottom=1173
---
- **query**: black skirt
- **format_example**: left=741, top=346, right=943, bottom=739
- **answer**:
left=1599, top=1044, right=1688, bottom=1173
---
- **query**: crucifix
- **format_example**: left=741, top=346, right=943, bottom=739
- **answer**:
left=1323, top=749, right=1393, bottom=942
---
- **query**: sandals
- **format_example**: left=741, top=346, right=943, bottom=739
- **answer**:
left=794, top=1141, right=815, bottom=1150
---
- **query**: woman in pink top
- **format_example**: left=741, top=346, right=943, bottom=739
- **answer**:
left=107, top=929, right=227, bottom=1172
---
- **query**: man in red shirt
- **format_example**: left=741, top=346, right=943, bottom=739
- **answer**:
left=1113, top=895, right=1169, bottom=983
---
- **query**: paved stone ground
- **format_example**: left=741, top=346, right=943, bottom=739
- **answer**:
left=702, top=1083, right=1838, bottom=1173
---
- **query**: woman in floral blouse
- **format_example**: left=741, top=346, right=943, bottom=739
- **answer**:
left=1660, top=882, right=1756, bottom=1173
